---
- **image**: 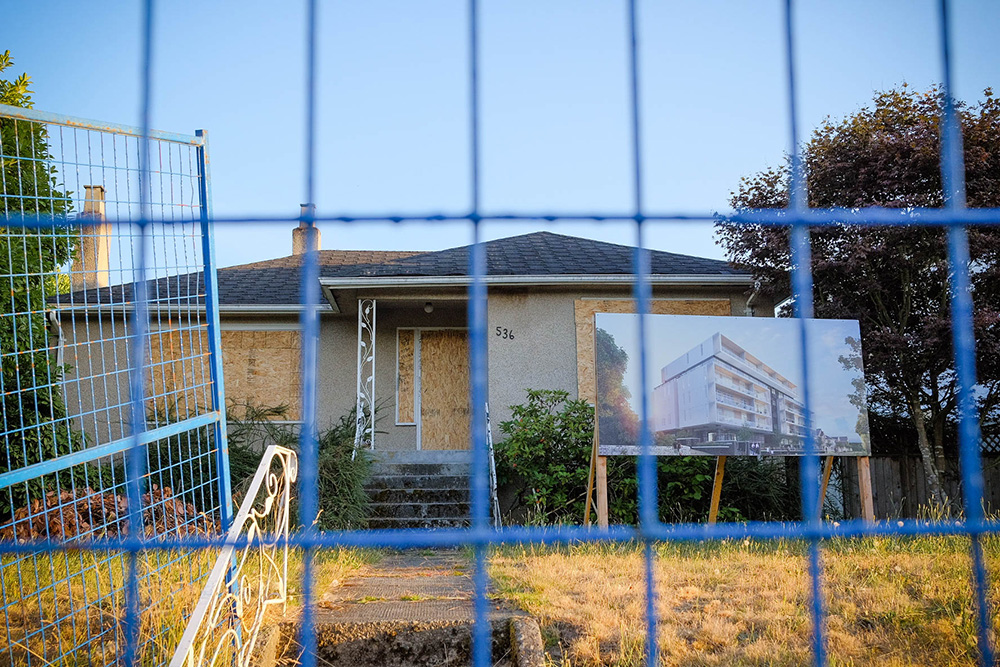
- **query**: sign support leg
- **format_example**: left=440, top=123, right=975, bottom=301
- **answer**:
left=584, top=434, right=598, bottom=526
left=596, top=456, right=609, bottom=529
left=819, top=456, right=834, bottom=513
left=708, top=456, right=727, bottom=524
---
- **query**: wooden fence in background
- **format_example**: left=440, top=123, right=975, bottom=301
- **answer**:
left=840, top=455, right=1000, bottom=519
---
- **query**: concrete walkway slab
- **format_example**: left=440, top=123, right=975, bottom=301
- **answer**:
left=316, top=549, right=509, bottom=623
left=277, top=549, right=531, bottom=667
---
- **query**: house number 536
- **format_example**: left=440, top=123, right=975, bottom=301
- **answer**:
left=495, top=327, right=514, bottom=340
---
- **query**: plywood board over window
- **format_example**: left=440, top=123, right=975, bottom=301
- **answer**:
left=146, top=325, right=210, bottom=421
left=221, top=329, right=302, bottom=419
left=397, top=329, right=416, bottom=424
left=574, top=299, right=732, bottom=405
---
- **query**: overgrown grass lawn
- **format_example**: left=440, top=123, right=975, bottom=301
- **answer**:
left=0, top=546, right=374, bottom=666
left=489, top=534, right=1000, bottom=666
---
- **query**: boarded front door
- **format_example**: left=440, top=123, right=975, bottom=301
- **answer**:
left=420, top=330, right=470, bottom=450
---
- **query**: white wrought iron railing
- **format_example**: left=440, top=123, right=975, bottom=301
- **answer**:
left=353, top=298, right=377, bottom=459
left=169, top=445, right=298, bottom=667
left=486, top=402, right=502, bottom=528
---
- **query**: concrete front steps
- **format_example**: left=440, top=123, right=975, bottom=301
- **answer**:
left=257, top=550, right=545, bottom=667
left=365, top=451, right=471, bottom=529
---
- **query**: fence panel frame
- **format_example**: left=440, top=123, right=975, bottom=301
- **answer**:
left=0, top=101, right=231, bottom=666
left=3, top=1, right=1000, bottom=666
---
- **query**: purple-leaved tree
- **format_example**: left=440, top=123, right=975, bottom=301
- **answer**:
left=716, top=86, right=1000, bottom=508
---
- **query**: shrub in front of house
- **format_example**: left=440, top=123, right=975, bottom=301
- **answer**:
left=496, top=389, right=594, bottom=524
left=312, top=409, right=372, bottom=530
left=495, top=388, right=804, bottom=524
left=496, top=388, right=646, bottom=524
left=227, top=401, right=372, bottom=531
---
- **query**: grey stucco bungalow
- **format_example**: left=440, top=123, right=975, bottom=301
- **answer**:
left=57, top=229, right=766, bottom=461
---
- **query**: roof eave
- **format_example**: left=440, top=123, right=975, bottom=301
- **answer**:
left=51, top=303, right=333, bottom=315
left=319, top=274, right=753, bottom=290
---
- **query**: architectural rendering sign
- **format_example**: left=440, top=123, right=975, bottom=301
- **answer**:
left=594, top=313, right=870, bottom=457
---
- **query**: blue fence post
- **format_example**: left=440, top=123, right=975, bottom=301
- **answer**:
left=123, top=220, right=150, bottom=667
left=195, top=130, right=233, bottom=530
left=195, top=129, right=241, bottom=654
left=466, top=2, right=493, bottom=666
left=937, top=3, right=995, bottom=663
left=782, top=2, right=827, bottom=665
left=297, top=2, right=321, bottom=665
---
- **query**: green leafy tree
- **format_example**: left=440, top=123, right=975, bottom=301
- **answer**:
left=717, top=86, right=1000, bottom=508
left=0, top=50, right=81, bottom=517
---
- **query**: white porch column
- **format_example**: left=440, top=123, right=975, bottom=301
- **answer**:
left=353, top=299, right=376, bottom=453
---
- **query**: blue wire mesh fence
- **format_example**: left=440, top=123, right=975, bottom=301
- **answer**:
left=1, top=0, right=999, bottom=666
left=0, top=105, right=231, bottom=665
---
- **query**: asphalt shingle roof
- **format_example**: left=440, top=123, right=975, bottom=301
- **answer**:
left=327, top=232, right=744, bottom=278
left=55, top=232, right=745, bottom=308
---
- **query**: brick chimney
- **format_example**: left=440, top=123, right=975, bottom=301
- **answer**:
left=292, top=203, right=320, bottom=255
left=70, top=185, right=111, bottom=291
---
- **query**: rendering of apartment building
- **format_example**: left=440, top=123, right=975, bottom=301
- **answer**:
left=651, top=333, right=809, bottom=455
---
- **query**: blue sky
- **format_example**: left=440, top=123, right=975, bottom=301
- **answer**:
left=596, top=313, right=866, bottom=438
left=3, top=1, right=999, bottom=268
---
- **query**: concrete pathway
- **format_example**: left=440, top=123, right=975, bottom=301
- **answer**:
left=318, top=549, right=507, bottom=621
left=299, top=549, right=525, bottom=666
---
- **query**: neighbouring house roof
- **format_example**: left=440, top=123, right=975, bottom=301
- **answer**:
left=54, top=232, right=749, bottom=311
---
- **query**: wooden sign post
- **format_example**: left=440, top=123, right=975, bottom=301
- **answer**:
left=596, top=456, right=608, bottom=528
left=584, top=434, right=598, bottom=526
left=707, top=456, right=727, bottom=524
left=588, top=450, right=874, bottom=527
left=820, top=456, right=834, bottom=505
left=857, top=456, right=875, bottom=521
left=583, top=430, right=609, bottom=528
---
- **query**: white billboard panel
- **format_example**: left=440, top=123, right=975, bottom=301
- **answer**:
left=594, top=314, right=870, bottom=457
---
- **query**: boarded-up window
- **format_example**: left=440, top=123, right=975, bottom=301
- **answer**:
left=397, top=329, right=416, bottom=424
left=221, top=330, right=301, bottom=419
left=146, top=326, right=210, bottom=422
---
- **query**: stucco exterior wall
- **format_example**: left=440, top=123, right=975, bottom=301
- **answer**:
left=61, top=314, right=214, bottom=445
left=317, top=316, right=358, bottom=432
left=57, top=281, right=769, bottom=455
left=62, top=315, right=133, bottom=447
left=60, top=313, right=306, bottom=446
left=314, top=285, right=769, bottom=451
left=484, top=285, right=764, bottom=429
left=486, top=290, right=580, bottom=429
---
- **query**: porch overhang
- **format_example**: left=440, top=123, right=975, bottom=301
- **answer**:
left=320, top=274, right=753, bottom=290
left=320, top=273, right=752, bottom=312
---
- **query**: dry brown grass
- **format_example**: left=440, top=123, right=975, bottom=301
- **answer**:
left=489, top=534, right=1000, bottom=666
left=0, top=548, right=217, bottom=666
left=0, top=546, right=372, bottom=666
